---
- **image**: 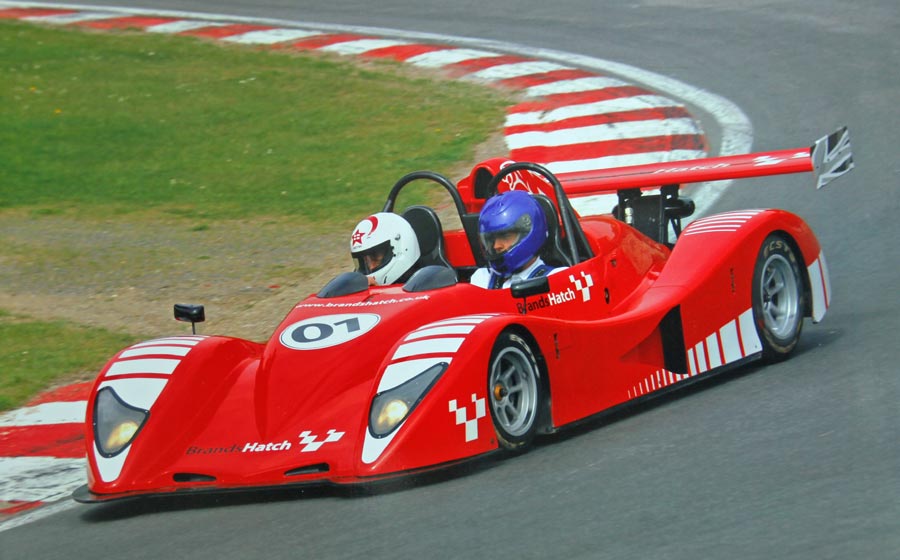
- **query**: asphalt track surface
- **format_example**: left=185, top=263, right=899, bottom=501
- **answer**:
left=2, top=1, right=898, bottom=558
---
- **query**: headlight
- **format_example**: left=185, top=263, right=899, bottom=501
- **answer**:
left=369, top=362, right=447, bottom=437
left=93, top=387, right=149, bottom=457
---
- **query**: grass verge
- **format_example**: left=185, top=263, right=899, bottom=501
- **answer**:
left=0, top=310, right=139, bottom=410
left=0, top=19, right=510, bottom=410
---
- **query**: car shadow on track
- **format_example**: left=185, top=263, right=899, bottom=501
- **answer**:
left=76, top=456, right=505, bottom=522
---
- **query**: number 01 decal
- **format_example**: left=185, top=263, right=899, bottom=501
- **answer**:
left=279, top=314, right=381, bottom=350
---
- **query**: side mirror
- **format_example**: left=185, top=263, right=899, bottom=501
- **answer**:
left=174, top=303, right=205, bottom=334
left=510, top=276, right=550, bottom=299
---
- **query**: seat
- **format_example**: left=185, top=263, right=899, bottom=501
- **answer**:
left=532, top=194, right=574, bottom=267
left=401, top=205, right=455, bottom=273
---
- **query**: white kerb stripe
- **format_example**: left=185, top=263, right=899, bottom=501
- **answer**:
left=524, top=76, right=628, bottom=97
left=0, top=457, right=86, bottom=503
left=0, top=401, right=86, bottom=427
left=318, top=38, right=410, bottom=55
left=463, top=61, right=571, bottom=82
left=406, top=48, right=502, bottom=68
left=221, top=28, right=324, bottom=44
left=393, top=338, right=465, bottom=360
left=506, top=95, right=684, bottom=127
left=145, top=20, right=228, bottom=33
left=506, top=118, right=701, bottom=150
left=106, top=358, right=180, bottom=376
left=23, top=12, right=121, bottom=24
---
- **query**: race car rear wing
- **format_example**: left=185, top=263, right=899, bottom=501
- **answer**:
left=557, top=127, right=854, bottom=195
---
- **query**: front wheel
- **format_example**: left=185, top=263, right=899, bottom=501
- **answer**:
left=487, top=332, right=542, bottom=451
left=752, top=234, right=806, bottom=361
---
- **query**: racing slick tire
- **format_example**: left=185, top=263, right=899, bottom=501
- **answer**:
left=487, top=331, right=542, bottom=451
left=752, top=234, right=806, bottom=362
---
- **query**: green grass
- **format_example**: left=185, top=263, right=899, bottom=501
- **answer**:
left=0, top=19, right=510, bottom=409
left=0, top=20, right=508, bottom=221
left=0, top=310, right=139, bottom=410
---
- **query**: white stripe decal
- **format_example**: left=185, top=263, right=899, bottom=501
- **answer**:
left=105, top=358, right=180, bottom=376
left=0, top=401, right=86, bottom=427
left=506, top=118, right=700, bottom=150
left=393, top=338, right=465, bottom=360
left=94, top=444, right=129, bottom=483
left=738, top=308, right=763, bottom=355
left=808, top=252, right=831, bottom=323
left=695, top=341, right=708, bottom=374
left=120, top=346, right=192, bottom=358
left=130, top=336, right=204, bottom=347
left=98, top=378, right=168, bottom=410
left=378, top=358, right=453, bottom=393
left=719, top=320, right=743, bottom=364
left=404, top=325, right=476, bottom=340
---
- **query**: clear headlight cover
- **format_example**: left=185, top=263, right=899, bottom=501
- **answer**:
left=93, top=387, right=149, bottom=457
left=369, top=362, right=447, bottom=438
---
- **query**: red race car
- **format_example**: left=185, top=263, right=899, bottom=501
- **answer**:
left=74, top=128, right=853, bottom=502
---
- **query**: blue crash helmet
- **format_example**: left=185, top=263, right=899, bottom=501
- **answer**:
left=478, top=190, right=548, bottom=277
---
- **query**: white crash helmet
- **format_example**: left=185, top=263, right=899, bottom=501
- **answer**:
left=350, top=212, right=420, bottom=285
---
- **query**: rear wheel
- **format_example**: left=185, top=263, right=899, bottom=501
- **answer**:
left=487, top=332, right=541, bottom=451
left=752, top=234, right=805, bottom=361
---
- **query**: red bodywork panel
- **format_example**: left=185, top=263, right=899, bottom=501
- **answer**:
left=78, top=133, right=846, bottom=501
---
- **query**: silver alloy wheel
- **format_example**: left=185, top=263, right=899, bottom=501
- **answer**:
left=759, top=253, right=801, bottom=339
left=489, top=345, right=539, bottom=439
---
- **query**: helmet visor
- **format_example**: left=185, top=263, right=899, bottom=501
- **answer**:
left=479, top=214, right=533, bottom=260
left=352, top=240, right=393, bottom=275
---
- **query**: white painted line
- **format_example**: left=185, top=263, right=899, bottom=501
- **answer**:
left=221, top=28, right=323, bottom=44
left=506, top=95, right=684, bottom=127
left=506, top=118, right=701, bottom=150
left=0, top=401, right=86, bottom=427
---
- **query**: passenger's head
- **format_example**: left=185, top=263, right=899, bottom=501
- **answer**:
left=478, top=191, right=547, bottom=277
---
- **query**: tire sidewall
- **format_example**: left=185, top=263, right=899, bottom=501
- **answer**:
left=752, top=235, right=805, bottom=359
left=488, top=331, right=541, bottom=450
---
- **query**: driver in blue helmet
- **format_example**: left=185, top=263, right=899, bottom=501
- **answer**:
left=470, top=190, right=565, bottom=289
